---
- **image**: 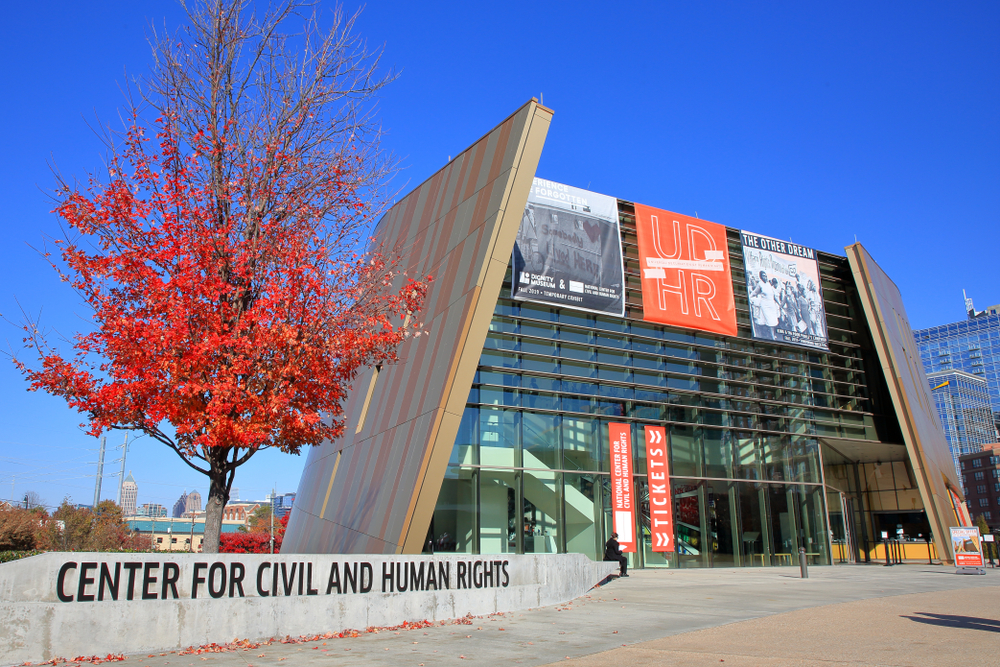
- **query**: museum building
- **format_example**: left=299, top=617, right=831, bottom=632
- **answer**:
left=283, top=100, right=965, bottom=568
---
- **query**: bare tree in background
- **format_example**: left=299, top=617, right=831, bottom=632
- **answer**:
left=22, top=491, right=44, bottom=510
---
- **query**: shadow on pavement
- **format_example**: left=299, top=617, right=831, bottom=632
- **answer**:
left=902, top=612, right=1000, bottom=633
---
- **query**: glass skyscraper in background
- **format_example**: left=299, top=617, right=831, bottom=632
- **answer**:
left=926, top=369, right=994, bottom=475
left=915, top=300, right=1000, bottom=439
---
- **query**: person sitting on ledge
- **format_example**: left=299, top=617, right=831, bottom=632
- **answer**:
left=604, top=532, right=628, bottom=577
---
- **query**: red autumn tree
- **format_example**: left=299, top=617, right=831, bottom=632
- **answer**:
left=14, top=1, right=427, bottom=552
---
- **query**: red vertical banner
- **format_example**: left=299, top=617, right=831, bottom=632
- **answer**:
left=644, top=425, right=673, bottom=552
left=609, top=423, right=636, bottom=552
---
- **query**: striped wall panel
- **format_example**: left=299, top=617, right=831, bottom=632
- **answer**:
left=846, top=242, right=963, bottom=564
left=283, top=100, right=552, bottom=554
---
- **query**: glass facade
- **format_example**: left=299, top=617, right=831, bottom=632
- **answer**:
left=915, top=313, right=1000, bottom=434
left=427, top=204, right=899, bottom=568
left=926, top=370, right=995, bottom=476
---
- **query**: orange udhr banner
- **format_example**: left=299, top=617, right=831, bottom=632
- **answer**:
left=633, top=203, right=737, bottom=336
left=608, top=423, right=636, bottom=553
left=644, top=425, right=673, bottom=552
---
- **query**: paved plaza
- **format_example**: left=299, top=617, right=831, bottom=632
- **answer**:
left=103, top=564, right=998, bottom=667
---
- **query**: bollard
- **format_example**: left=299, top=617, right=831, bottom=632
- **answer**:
left=799, top=547, right=808, bottom=578
left=884, top=539, right=892, bottom=566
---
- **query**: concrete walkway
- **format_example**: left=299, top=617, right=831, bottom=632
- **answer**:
left=102, top=564, right=999, bottom=667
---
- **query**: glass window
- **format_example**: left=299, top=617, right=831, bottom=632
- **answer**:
left=562, top=417, right=600, bottom=472
left=522, top=470, right=561, bottom=554
left=479, top=469, right=518, bottom=554
left=479, top=408, right=519, bottom=467
left=450, top=407, right=479, bottom=466
left=430, top=467, right=477, bottom=554
left=670, top=425, right=703, bottom=477
left=564, top=473, right=603, bottom=560
left=523, top=412, right=561, bottom=469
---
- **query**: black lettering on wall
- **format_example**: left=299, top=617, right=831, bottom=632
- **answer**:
left=162, top=562, right=181, bottom=599
left=57, top=562, right=77, bottom=602
left=327, top=563, right=341, bottom=594
left=396, top=562, right=409, bottom=592
left=280, top=562, right=297, bottom=596
left=410, top=562, right=425, bottom=591
left=381, top=561, right=394, bottom=593
left=208, top=563, right=226, bottom=598
left=344, top=562, right=358, bottom=594
left=229, top=562, right=245, bottom=598
left=501, top=560, right=510, bottom=587
left=473, top=561, right=483, bottom=589
left=360, top=562, right=373, bottom=593
left=305, top=563, right=318, bottom=595
left=77, top=562, right=97, bottom=602
left=123, top=562, right=142, bottom=601
left=297, top=562, right=304, bottom=596
left=483, top=562, right=492, bottom=588
left=425, top=562, right=437, bottom=590
left=257, top=563, right=271, bottom=597
left=142, top=562, right=160, bottom=600
left=456, top=561, right=466, bottom=589
left=438, top=562, right=450, bottom=590
left=191, top=562, right=208, bottom=599
left=272, top=561, right=279, bottom=596
left=98, top=562, right=120, bottom=601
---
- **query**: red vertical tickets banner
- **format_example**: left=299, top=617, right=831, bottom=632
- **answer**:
left=644, top=425, right=673, bottom=552
left=609, top=423, right=636, bottom=552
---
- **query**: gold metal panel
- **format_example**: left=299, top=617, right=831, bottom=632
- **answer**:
left=846, top=243, right=963, bottom=563
left=283, top=100, right=552, bottom=553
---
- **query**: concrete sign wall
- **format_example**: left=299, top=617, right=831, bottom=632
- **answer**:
left=0, top=552, right=615, bottom=664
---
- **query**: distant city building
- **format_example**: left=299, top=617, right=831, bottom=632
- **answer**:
left=121, top=472, right=138, bottom=516
left=222, top=501, right=261, bottom=526
left=915, top=293, right=1000, bottom=434
left=273, top=493, right=295, bottom=519
left=127, top=516, right=244, bottom=552
left=172, top=492, right=188, bottom=518
left=185, top=490, right=202, bottom=515
left=927, top=370, right=995, bottom=475
left=959, top=444, right=1000, bottom=531
left=138, top=503, right=168, bottom=518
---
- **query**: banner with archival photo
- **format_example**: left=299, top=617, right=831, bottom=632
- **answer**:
left=512, top=178, right=625, bottom=316
left=740, top=231, right=829, bottom=350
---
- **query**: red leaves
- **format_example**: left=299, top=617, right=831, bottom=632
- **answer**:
left=16, top=112, right=429, bottom=500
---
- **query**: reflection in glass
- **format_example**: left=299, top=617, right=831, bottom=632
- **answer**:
left=430, top=466, right=476, bottom=553
left=523, top=470, right=561, bottom=554
left=562, top=418, right=600, bottom=471
left=523, top=412, right=560, bottom=469
left=480, top=470, right=518, bottom=554
left=479, top=408, right=519, bottom=467
left=564, top=474, right=602, bottom=560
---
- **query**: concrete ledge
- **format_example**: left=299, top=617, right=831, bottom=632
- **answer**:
left=0, top=552, right=616, bottom=664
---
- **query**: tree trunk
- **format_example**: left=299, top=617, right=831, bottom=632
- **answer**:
left=202, top=470, right=230, bottom=553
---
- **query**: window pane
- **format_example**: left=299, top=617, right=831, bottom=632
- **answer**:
left=564, top=473, right=602, bottom=560
left=430, top=466, right=476, bottom=554
left=480, top=469, right=518, bottom=554
left=479, top=408, right=519, bottom=467
left=523, top=470, right=561, bottom=554
left=562, top=417, right=600, bottom=471
left=523, top=412, right=561, bottom=469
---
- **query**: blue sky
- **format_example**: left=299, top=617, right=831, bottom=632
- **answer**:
left=1, top=1, right=997, bottom=510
